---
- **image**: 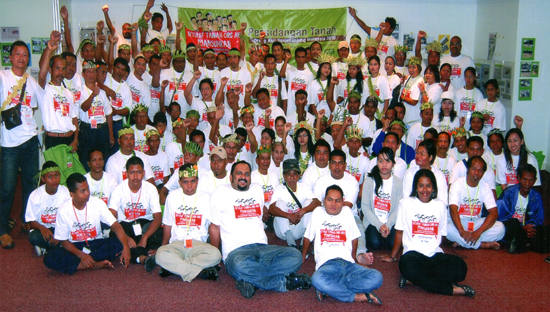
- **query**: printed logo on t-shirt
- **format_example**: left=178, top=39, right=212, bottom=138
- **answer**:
left=73, top=91, right=81, bottom=103
left=458, top=198, right=482, bottom=218
left=53, top=94, right=71, bottom=117
left=460, top=98, right=476, bottom=115
left=9, top=91, right=31, bottom=106
left=291, top=78, right=307, bottom=91
left=262, top=184, right=274, bottom=202
left=124, top=202, right=147, bottom=220
left=451, top=64, right=461, bottom=78
left=345, top=165, right=362, bottom=182
left=174, top=156, right=184, bottom=170
left=88, top=104, right=105, bottom=118
left=40, top=206, right=58, bottom=224
left=258, top=114, right=274, bottom=128
left=111, top=95, right=123, bottom=108
left=506, top=171, right=518, bottom=185
left=175, top=205, right=203, bottom=228
left=70, top=222, right=98, bottom=241
left=152, top=165, right=164, bottom=184
left=379, top=44, right=389, bottom=54
left=412, top=214, right=439, bottom=238
left=169, top=81, right=187, bottom=92
left=233, top=198, right=262, bottom=219
left=320, top=221, right=346, bottom=245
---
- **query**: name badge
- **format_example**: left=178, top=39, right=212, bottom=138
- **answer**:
left=82, top=247, right=91, bottom=254
left=132, top=223, right=142, bottom=236
left=467, top=221, right=475, bottom=232
left=185, top=238, right=193, bottom=248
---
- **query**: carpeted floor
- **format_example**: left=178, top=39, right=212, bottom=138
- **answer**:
left=1, top=173, right=550, bottom=311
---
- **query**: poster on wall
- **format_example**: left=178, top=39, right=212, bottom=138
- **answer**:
left=521, top=38, right=535, bottom=60
left=179, top=7, right=347, bottom=58
left=530, top=61, right=539, bottom=77
left=487, top=33, right=497, bottom=60
left=518, top=78, right=532, bottom=101
left=439, top=34, right=450, bottom=55
left=1, top=27, right=20, bottom=41
left=1, top=42, right=12, bottom=66
left=31, top=37, right=49, bottom=54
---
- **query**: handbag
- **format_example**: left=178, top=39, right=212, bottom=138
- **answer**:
left=1, top=75, right=28, bottom=130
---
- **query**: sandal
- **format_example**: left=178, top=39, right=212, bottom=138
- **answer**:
left=365, top=292, right=382, bottom=305
left=398, top=276, right=408, bottom=288
left=453, top=283, right=476, bottom=297
left=7, top=218, right=15, bottom=230
left=315, top=289, right=327, bottom=301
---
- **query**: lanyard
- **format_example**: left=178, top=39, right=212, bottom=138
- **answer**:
left=518, top=192, right=528, bottom=226
left=182, top=192, right=198, bottom=234
left=72, top=203, right=89, bottom=245
left=65, top=79, right=73, bottom=91
left=129, top=187, right=142, bottom=221
left=229, top=69, right=240, bottom=89
left=465, top=88, right=475, bottom=102
left=404, top=75, right=421, bottom=91
left=347, top=150, right=360, bottom=175
left=205, top=68, right=217, bottom=80
left=109, top=77, right=122, bottom=95
left=172, top=69, right=185, bottom=94
left=49, top=82, right=64, bottom=97
left=316, top=79, right=328, bottom=101
left=259, top=172, right=270, bottom=188
left=466, top=182, right=480, bottom=219
left=135, top=127, right=146, bottom=152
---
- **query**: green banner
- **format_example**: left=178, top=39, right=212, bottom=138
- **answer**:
left=178, top=7, right=347, bottom=56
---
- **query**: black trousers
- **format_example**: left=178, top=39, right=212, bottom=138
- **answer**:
left=502, top=218, right=550, bottom=253
left=110, top=219, right=163, bottom=263
left=399, top=251, right=467, bottom=296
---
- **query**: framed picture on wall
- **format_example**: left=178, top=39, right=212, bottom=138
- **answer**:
left=521, top=38, right=535, bottom=60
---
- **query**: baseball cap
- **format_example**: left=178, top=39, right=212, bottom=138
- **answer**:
left=210, top=146, right=227, bottom=160
left=338, top=41, right=350, bottom=50
left=283, top=159, right=301, bottom=174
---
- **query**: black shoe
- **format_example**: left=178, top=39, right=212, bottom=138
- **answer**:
left=198, top=267, right=219, bottom=281
left=236, top=280, right=256, bottom=298
left=544, top=256, right=550, bottom=264
left=509, top=237, right=527, bottom=254
left=285, top=273, right=312, bottom=291
left=398, top=276, right=408, bottom=288
left=144, top=255, right=156, bottom=272
left=453, top=283, right=476, bottom=297
left=158, top=268, right=175, bottom=278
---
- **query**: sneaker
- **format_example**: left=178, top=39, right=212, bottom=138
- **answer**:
left=144, top=255, right=156, bottom=272
left=198, top=267, right=219, bottom=281
left=0, top=234, right=14, bottom=249
left=544, top=256, right=550, bottom=264
left=34, top=246, right=44, bottom=257
left=285, top=273, right=312, bottom=291
left=236, top=280, right=256, bottom=298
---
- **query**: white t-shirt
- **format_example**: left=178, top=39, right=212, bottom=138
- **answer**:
left=496, top=153, right=541, bottom=186
left=251, top=168, right=281, bottom=207
left=301, top=163, right=330, bottom=191
left=304, top=206, right=361, bottom=270
left=198, top=170, right=231, bottom=195
left=163, top=189, right=211, bottom=243
left=54, top=197, right=117, bottom=243
left=0, top=70, right=39, bottom=147
left=372, top=176, right=393, bottom=224
left=189, top=97, right=214, bottom=130
left=108, top=180, right=161, bottom=222
left=454, top=87, right=483, bottom=122
left=147, top=151, right=171, bottom=186
left=476, top=99, right=507, bottom=135
left=448, top=147, right=468, bottom=162
left=434, top=155, right=457, bottom=185
left=25, top=185, right=70, bottom=228
left=363, top=75, right=392, bottom=113
left=286, top=68, right=315, bottom=114
left=165, top=141, right=185, bottom=170
left=63, top=73, right=83, bottom=100
left=332, top=61, right=348, bottom=82
left=337, top=78, right=363, bottom=104
left=483, top=150, right=502, bottom=178
left=287, top=111, right=315, bottom=130
left=348, top=112, right=374, bottom=139
left=105, top=73, right=132, bottom=122
left=105, top=150, right=154, bottom=184
left=406, top=122, right=436, bottom=149
left=132, top=124, right=156, bottom=153
left=341, top=145, right=370, bottom=184
left=200, top=123, right=232, bottom=154
left=449, top=158, right=496, bottom=190
left=270, top=181, right=315, bottom=213
left=401, top=75, right=423, bottom=124
left=37, top=83, right=77, bottom=133
left=125, top=73, right=151, bottom=111
left=449, top=177, right=496, bottom=220
left=440, top=54, right=475, bottom=90
left=395, top=197, right=447, bottom=257
left=142, top=71, right=162, bottom=122
left=77, top=85, right=112, bottom=124
left=210, top=183, right=267, bottom=259
left=160, top=68, right=195, bottom=116
left=199, top=67, right=221, bottom=98
left=432, top=115, right=461, bottom=135
left=253, top=104, right=285, bottom=130
left=387, top=73, right=401, bottom=93
left=220, top=67, right=252, bottom=108
left=402, top=164, right=449, bottom=205
left=145, top=28, right=171, bottom=46
left=372, top=29, right=398, bottom=64
left=85, top=172, right=119, bottom=205
left=313, top=172, right=360, bottom=215
left=307, top=79, right=330, bottom=117
left=253, top=74, right=288, bottom=106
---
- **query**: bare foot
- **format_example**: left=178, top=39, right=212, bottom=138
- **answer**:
left=480, top=241, right=500, bottom=250
left=354, top=292, right=382, bottom=305
left=357, top=253, right=374, bottom=266
left=94, top=260, right=114, bottom=270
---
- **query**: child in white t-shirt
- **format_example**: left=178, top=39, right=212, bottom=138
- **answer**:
left=27, top=162, right=71, bottom=255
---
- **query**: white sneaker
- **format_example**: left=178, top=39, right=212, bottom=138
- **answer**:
left=34, top=246, right=44, bottom=257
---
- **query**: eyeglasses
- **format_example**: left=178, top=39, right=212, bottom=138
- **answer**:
left=449, top=43, right=461, bottom=46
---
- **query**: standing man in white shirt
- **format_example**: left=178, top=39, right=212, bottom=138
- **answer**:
left=440, top=36, right=475, bottom=90
left=142, top=1, right=173, bottom=46
left=209, top=161, right=310, bottom=298
left=0, top=40, right=40, bottom=248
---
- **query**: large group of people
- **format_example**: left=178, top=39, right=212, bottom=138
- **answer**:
left=1, top=1, right=549, bottom=304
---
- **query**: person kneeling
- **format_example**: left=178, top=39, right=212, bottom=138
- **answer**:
left=155, top=164, right=222, bottom=281
left=497, top=164, right=550, bottom=254
left=305, top=185, right=383, bottom=304
left=270, top=159, right=321, bottom=249
left=44, top=173, right=131, bottom=274
left=381, top=169, right=475, bottom=297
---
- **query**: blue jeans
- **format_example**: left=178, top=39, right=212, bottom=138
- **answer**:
left=366, top=224, right=396, bottom=251
left=312, top=258, right=383, bottom=302
left=0, top=136, right=39, bottom=235
left=225, top=243, right=302, bottom=292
